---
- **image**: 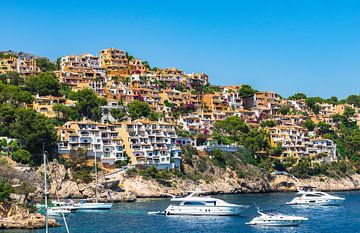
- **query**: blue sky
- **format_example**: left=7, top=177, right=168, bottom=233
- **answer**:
left=1, top=0, right=360, bottom=98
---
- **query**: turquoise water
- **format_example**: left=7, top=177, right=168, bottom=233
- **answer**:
left=3, top=191, right=360, bottom=233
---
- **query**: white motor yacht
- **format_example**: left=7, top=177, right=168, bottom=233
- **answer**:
left=246, top=209, right=308, bottom=226
left=286, top=186, right=345, bottom=205
left=163, top=191, right=247, bottom=216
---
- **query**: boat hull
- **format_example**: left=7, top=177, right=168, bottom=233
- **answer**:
left=74, top=203, right=113, bottom=210
left=247, top=219, right=306, bottom=226
left=164, top=205, right=246, bottom=216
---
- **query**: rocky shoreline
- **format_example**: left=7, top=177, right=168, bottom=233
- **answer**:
left=122, top=174, right=360, bottom=199
left=47, top=159, right=360, bottom=199
left=0, top=202, right=59, bottom=230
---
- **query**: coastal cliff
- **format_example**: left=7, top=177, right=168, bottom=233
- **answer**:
left=120, top=171, right=360, bottom=198
left=43, top=154, right=360, bottom=200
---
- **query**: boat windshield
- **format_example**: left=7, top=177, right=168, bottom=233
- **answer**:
left=305, top=194, right=322, bottom=197
left=261, top=210, right=279, bottom=216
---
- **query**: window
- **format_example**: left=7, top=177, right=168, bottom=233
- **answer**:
left=183, top=202, right=206, bottom=206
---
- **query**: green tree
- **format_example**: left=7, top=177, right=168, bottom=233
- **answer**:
left=240, top=128, right=269, bottom=154
left=260, top=120, right=276, bottom=128
left=303, top=119, right=316, bottom=131
left=213, top=116, right=249, bottom=143
left=238, top=84, right=256, bottom=98
left=278, top=105, right=290, bottom=115
left=12, top=149, right=32, bottom=164
left=127, top=100, right=151, bottom=120
left=0, top=71, right=24, bottom=86
left=343, top=107, right=356, bottom=128
left=305, top=98, right=321, bottom=114
left=288, top=92, right=307, bottom=100
left=291, top=157, right=312, bottom=178
left=10, top=108, right=57, bottom=164
left=344, top=94, right=360, bottom=108
left=0, top=105, right=15, bottom=136
left=326, top=96, right=339, bottom=105
left=110, top=108, right=126, bottom=121
left=269, top=142, right=283, bottom=156
left=316, top=121, right=333, bottom=136
left=0, top=83, right=33, bottom=106
left=148, top=111, right=162, bottom=121
left=53, top=103, right=81, bottom=121
left=25, top=72, right=61, bottom=96
left=35, top=58, right=57, bottom=72
left=55, top=57, right=62, bottom=70
left=68, top=89, right=106, bottom=121
left=0, top=179, right=14, bottom=201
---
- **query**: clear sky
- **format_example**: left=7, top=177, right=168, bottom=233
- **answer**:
left=1, top=0, right=359, bottom=98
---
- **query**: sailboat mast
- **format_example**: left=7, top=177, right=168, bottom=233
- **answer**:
left=94, top=143, right=99, bottom=203
left=43, top=144, right=49, bottom=233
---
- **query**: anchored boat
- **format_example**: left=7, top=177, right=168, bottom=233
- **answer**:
left=247, top=209, right=308, bottom=226
left=286, top=186, right=345, bottom=205
left=162, top=191, right=247, bottom=216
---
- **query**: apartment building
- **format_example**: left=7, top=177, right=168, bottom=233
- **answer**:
left=222, top=86, right=243, bottom=111
left=254, top=92, right=281, bottom=115
left=0, top=56, right=40, bottom=76
left=269, top=125, right=310, bottom=158
left=31, top=95, right=76, bottom=118
left=306, top=138, right=337, bottom=162
left=60, top=53, right=106, bottom=87
left=268, top=125, right=337, bottom=161
left=57, top=121, right=126, bottom=165
left=100, top=48, right=129, bottom=76
left=118, top=119, right=182, bottom=169
left=128, top=59, right=148, bottom=74
left=186, top=72, right=209, bottom=88
left=203, top=93, right=229, bottom=112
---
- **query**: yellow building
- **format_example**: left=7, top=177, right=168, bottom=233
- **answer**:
left=203, top=93, right=229, bottom=112
left=0, top=56, right=40, bottom=76
left=31, top=95, right=76, bottom=118
left=100, top=48, right=129, bottom=76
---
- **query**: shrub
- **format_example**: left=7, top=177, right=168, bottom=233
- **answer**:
left=0, top=179, right=14, bottom=201
left=12, top=149, right=33, bottom=164
left=197, top=158, right=208, bottom=172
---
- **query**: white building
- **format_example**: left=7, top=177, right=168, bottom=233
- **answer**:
left=57, top=121, right=125, bottom=165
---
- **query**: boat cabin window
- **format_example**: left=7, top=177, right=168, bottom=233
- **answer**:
left=183, top=202, right=206, bottom=206
left=204, top=201, right=216, bottom=206
left=305, top=194, right=322, bottom=197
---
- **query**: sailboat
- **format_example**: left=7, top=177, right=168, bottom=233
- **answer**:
left=42, top=145, right=70, bottom=233
left=74, top=146, right=113, bottom=210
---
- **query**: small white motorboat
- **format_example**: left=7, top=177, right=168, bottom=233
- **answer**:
left=163, top=191, right=247, bottom=216
left=246, top=209, right=308, bottom=226
left=286, top=186, right=345, bottom=205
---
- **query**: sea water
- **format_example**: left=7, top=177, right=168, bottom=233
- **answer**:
left=3, top=191, right=360, bottom=233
